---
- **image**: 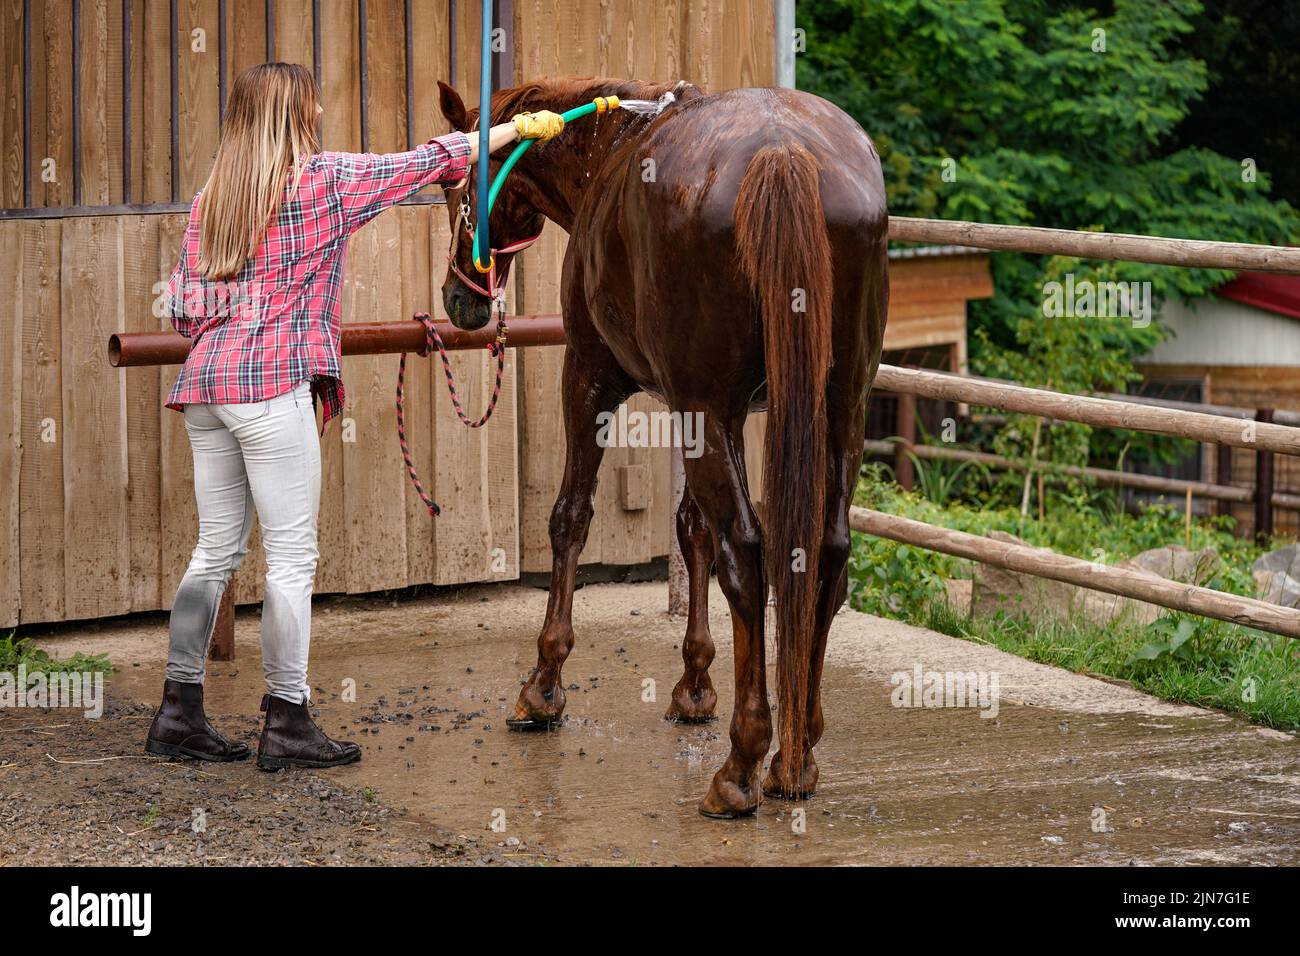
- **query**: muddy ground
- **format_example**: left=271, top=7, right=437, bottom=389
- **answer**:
left=4, top=580, right=1299, bottom=866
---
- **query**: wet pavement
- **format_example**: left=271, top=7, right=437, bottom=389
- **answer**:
left=44, top=582, right=1300, bottom=865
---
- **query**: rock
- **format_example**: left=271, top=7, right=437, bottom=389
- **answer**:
left=971, top=532, right=1080, bottom=620
left=943, top=578, right=972, bottom=616
left=1117, top=545, right=1220, bottom=586
left=971, top=538, right=1221, bottom=627
left=1252, top=544, right=1300, bottom=608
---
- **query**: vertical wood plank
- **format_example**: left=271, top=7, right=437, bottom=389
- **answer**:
left=312, top=0, right=359, bottom=595
left=341, top=216, right=409, bottom=593
left=596, top=393, right=654, bottom=565
left=177, top=0, right=220, bottom=198
left=400, top=204, right=435, bottom=584
left=140, top=0, right=172, bottom=202
left=127, top=0, right=146, bottom=200
left=0, top=222, right=23, bottom=626
left=36, top=0, right=70, bottom=206
left=273, top=0, right=313, bottom=66
left=0, top=0, right=23, bottom=207
left=513, top=228, right=580, bottom=572
left=60, top=216, right=131, bottom=619
left=122, top=214, right=162, bottom=611
left=156, top=214, right=194, bottom=608
left=79, top=0, right=125, bottom=204
left=226, top=0, right=267, bottom=80
left=427, top=208, right=488, bottom=585
left=18, top=220, right=64, bottom=622
left=486, top=347, right=520, bottom=580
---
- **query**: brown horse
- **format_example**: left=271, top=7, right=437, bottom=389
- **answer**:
left=437, top=76, right=888, bottom=818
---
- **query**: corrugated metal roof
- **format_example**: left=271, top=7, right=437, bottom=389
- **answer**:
left=1216, top=272, right=1300, bottom=320
left=887, top=244, right=987, bottom=260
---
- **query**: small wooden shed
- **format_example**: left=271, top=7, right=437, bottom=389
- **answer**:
left=1138, top=273, right=1300, bottom=538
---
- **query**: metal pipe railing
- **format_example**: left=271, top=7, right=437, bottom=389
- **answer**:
left=107, top=314, right=568, bottom=367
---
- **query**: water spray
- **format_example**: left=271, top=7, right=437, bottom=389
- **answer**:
left=471, top=92, right=677, bottom=271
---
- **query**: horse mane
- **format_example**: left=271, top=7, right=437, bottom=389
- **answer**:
left=483, top=76, right=698, bottom=125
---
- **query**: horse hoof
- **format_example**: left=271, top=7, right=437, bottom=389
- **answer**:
left=698, top=771, right=761, bottom=819
left=509, top=683, right=566, bottom=731
left=505, top=716, right=560, bottom=732
left=761, top=750, right=819, bottom=799
left=664, top=679, right=718, bottom=724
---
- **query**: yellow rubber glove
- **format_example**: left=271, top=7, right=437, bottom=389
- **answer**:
left=512, top=110, right=566, bottom=142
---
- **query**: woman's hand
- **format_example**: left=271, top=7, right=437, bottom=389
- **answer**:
left=512, top=110, right=566, bottom=142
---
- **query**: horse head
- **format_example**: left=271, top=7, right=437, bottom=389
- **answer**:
left=437, top=80, right=548, bottom=331
left=436, top=77, right=694, bottom=330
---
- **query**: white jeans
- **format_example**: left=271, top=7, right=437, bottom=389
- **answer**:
left=166, top=381, right=321, bottom=703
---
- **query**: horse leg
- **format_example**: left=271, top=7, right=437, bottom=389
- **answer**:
left=761, top=526, right=848, bottom=798
left=764, top=401, right=865, bottom=798
left=508, top=350, right=630, bottom=730
left=664, top=488, right=717, bottom=723
left=688, top=417, right=771, bottom=818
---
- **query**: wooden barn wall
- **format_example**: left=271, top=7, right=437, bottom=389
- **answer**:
left=511, top=0, right=776, bottom=572
left=0, top=0, right=776, bottom=625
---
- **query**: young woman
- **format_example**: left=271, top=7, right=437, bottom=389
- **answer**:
left=146, top=62, right=562, bottom=769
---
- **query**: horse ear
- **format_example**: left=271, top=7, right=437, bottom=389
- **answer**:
left=438, top=80, right=470, bottom=133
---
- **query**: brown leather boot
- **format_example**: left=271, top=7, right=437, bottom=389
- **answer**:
left=256, top=694, right=361, bottom=770
left=145, top=679, right=251, bottom=762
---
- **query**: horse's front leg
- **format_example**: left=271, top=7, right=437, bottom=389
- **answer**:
left=508, top=348, right=629, bottom=730
left=665, top=487, right=718, bottom=722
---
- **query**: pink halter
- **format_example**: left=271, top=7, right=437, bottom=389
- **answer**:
left=446, top=186, right=542, bottom=312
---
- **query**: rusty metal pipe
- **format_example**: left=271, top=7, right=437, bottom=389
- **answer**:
left=107, top=314, right=568, bottom=367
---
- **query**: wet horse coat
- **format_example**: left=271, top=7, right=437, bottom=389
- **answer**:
left=438, top=77, right=888, bottom=817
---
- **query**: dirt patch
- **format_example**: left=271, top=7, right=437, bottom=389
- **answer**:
left=0, top=697, right=553, bottom=866
left=8, top=581, right=1300, bottom=866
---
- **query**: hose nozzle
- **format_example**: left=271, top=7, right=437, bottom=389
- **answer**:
left=594, top=95, right=620, bottom=114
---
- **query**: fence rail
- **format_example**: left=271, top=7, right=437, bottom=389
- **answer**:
left=862, top=439, right=1300, bottom=511
left=874, top=365, right=1300, bottom=456
left=888, top=217, right=1300, bottom=274
left=849, top=507, right=1300, bottom=639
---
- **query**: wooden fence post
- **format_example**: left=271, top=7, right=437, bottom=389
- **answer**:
left=1255, top=409, right=1275, bottom=546
left=895, top=393, right=916, bottom=490
left=1216, top=445, right=1234, bottom=519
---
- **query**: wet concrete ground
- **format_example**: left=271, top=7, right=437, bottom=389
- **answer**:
left=31, top=581, right=1300, bottom=865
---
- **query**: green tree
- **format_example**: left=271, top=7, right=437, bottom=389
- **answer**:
left=798, top=0, right=1299, bottom=474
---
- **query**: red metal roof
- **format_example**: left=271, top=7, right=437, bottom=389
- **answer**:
left=1216, top=272, right=1300, bottom=320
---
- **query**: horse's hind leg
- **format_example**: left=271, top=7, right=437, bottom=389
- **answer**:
left=764, top=397, right=867, bottom=798
left=665, top=488, right=717, bottom=723
left=508, top=347, right=630, bottom=730
left=686, top=416, right=771, bottom=818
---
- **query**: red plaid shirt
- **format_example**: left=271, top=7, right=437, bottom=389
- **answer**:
left=164, top=131, right=472, bottom=426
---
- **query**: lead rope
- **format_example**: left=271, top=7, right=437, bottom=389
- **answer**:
left=396, top=310, right=509, bottom=518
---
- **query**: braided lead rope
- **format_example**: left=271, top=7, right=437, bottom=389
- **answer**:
left=396, top=310, right=509, bottom=518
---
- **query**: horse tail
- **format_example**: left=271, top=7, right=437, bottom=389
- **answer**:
left=734, top=140, right=831, bottom=793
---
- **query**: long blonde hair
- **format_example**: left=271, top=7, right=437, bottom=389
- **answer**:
left=198, top=63, right=321, bottom=280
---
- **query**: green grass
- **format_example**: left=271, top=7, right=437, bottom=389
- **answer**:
left=849, top=466, right=1300, bottom=730
left=0, top=632, right=115, bottom=676
left=917, top=598, right=1300, bottom=729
